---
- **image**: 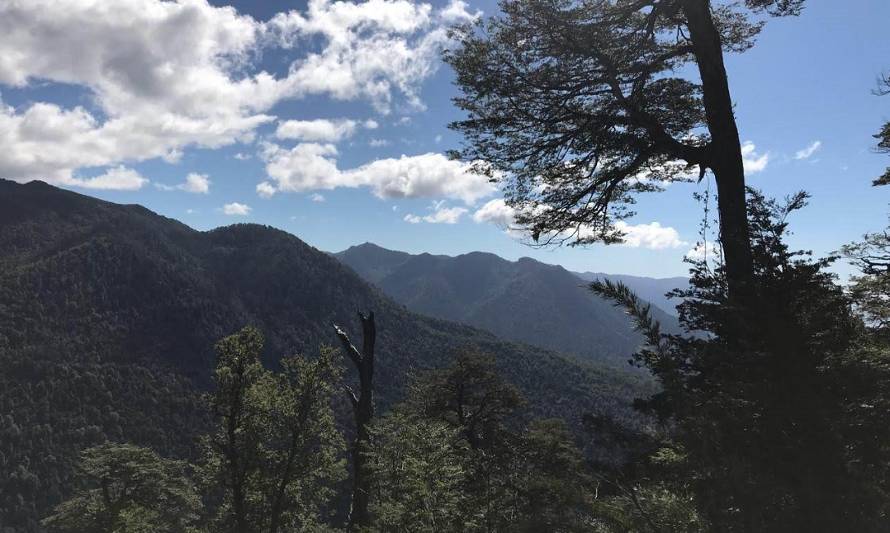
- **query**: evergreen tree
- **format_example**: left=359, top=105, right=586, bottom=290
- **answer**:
left=591, top=190, right=890, bottom=531
left=42, top=443, right=201, bottom=533
left=203, top=327, right=345, bottom=533
left=397, top=350, right=595, bottom=532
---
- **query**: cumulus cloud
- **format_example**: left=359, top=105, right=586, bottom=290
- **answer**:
left=439, top=0, right=481, bottom=22
left=63, top=166, right=148, bottom=191
left=613, top=221, right=687, bottom=250
left=472, top=198, right=516, bottom=226
left=741, top=141, right=769, bottom=174
left=472, top=199, right=685, bottom=250
left=275, top=118, right=360, bottom=142
left=309, top=192, right=326, bottom=202
left=157, top=172, right=211, bottom=193
left=0, top=0, right=472, bottom=183
left=222, top=202, right=251, bottom=215
left=259, top=142, right=495, bottom=203
left=404, top=202, right=467, bottom=224
left=794, top=140, right=822, bottom=160
left=256, top=181, right=277, bottom=198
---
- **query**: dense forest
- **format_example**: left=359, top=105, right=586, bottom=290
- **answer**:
left=3, top=0, right=890, bottom=531
left=9, top=188, right=890, bottom=532
left=0, top=179, right=649, bottom=532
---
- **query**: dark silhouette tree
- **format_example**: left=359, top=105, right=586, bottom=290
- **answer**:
left=446, top=0, right=804, bottom=299
left=591, top=190, right=890, bottom=531
left=332, top=312, right=377, bottom=530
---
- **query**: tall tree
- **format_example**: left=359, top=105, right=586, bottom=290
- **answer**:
left=874, top=74, right=890, bottom=186
left=204, top=327, right=345, bottom=533
left=332, top=312, right=377, bottom=530
left=591, top=190, right=889, bottom=531
left=445, top=0, right=804, bottom=298
left=42, top=443, right=201, bottom=533
left=408, top=349, right=523, bottom=451
left=403, top=350, right=596, bottom=532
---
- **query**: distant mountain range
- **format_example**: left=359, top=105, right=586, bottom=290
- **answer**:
left=0, top=180, right=649, bottom=530
left=572, top=272, right=688, bottom=316
left=335, top=243, right=686, bottom=368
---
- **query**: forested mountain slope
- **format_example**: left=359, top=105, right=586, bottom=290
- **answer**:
left=0, top=180, right=648, bottom=531
left=336, top=243, right=680, bottom=367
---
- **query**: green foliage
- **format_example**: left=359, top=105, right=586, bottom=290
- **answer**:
left=592, top=189, right=890, bottom=531
left=406, top=349, right=525, bottom=451
left=371, top=350, right=597, bottom=532
left=511, top=419, right=592, bottom=532
left=0, top=352, right=208, bottom=533
left=591, top=482, right=705, bottom=533
left=41, top=443, right=201, bottom=533
left=0, top=179, right=648, bottom=527
left=363, top=413, right=470, bottom=532
left=202, top=327, right=346, bottom=533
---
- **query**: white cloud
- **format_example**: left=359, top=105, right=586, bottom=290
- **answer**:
left=234, top=152, right=252, bottom=160
left=404, top=202, right=467, bottom=224
left=182, top=173, right=210, bottom=193
left=472, top=199, right=684, bottom=250
left=62, top=165, right=148, bottom=191
left=439, top=0, right=481, bottom=22
left=157, top=172, right=211, bottom=193
left=222, top=202, right=252, bottom=216
left=741, top=141, right=769, bottom=174
left=364, top=119, right=379, bottom=129
left=275, top=118, right=359, bottom=142
left=613, top=221, right=687, bottom=250
left=259, top=142, right=495, bottom=203
left=309, top=192, right=326, bottom=202
left=256, top=181, right=277, bottom=198
left=0, top=0, right=465, bottom=182
left=794, top=140, right=822, bottom=160
left=369, top=138, right=391, bottom=147
left=472, top=198, right=516, bottom=226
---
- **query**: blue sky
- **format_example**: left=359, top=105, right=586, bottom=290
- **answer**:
left=1, top=0, right=888, bottom=278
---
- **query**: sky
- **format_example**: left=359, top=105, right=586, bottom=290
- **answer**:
left=1, top=0, right=888, bottom=278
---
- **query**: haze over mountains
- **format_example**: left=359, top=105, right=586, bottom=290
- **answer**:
left=336, top=243, right=685, bottom=368
left=0, top=179, right=650, bottom=530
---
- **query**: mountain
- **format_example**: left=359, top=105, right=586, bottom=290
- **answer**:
left=0, top=180, right=648, bottom=531
left=573, top=272, right=689, bottom=316
left=335, top=243, right=681, bottom=368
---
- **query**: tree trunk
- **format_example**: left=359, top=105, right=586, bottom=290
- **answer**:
left=682, top=0, right=754, bottom=299
left=333, top=312, right=376, bottom=530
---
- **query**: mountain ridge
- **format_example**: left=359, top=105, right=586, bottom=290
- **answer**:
left=335, top=242, right=684, bottom=368
left=0, top=179, right=649, bottom=530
